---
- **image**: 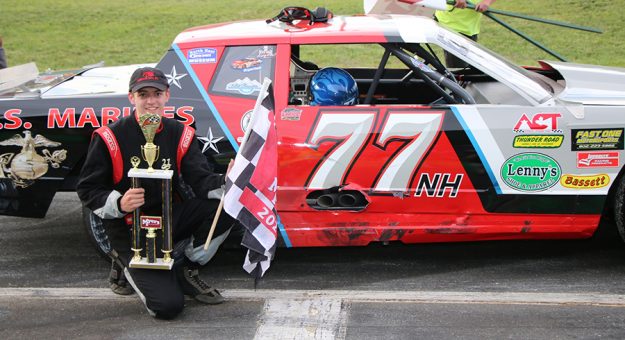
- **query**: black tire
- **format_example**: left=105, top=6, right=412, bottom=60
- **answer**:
left=81, top=206, right=112, bottom=261
left=614, top=179, right=625, bottom=243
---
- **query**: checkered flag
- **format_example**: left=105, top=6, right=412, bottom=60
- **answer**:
left=223, top=79, right=278, bottom=280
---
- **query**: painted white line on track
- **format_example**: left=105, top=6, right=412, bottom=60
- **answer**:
left=2, top=288, right=625, bottom=307
left=254, top=298, right=346, bottom=340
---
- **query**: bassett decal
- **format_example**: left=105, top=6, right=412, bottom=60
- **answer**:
left=560, top=174, right=610, bottom=189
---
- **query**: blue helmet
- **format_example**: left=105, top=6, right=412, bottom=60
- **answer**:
left=309, top=67, right=358, bottom=106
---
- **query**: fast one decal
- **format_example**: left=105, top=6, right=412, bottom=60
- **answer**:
left=1, top=107, right=195, bottom=130
left=513, top=135, right=563, bottom=148
left=577, top=151, right=619, bottom=168
left=0, top=131, right=67, bottom=188
left=513, top=113, right=561, bottom=133
left=500, top=153, right=561, bottom=192
left=560, top=174, right=609, bottom=189
left=571, top=128, right=624, bottom=151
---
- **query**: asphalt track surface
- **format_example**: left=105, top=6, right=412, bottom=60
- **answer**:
left=2, top=193, right=625, bottom=339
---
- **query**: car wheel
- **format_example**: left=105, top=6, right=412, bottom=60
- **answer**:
left=81, top=206, right=111, bottom=261
left=613, top=178, right=625, bottom=243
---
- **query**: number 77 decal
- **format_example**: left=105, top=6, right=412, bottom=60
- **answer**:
left=305, top=110, right=444, bottom=192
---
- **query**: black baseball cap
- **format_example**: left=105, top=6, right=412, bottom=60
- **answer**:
left=129, top=67, right=169, bottom=92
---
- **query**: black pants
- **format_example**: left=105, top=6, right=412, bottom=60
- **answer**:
left=104, top=198, right=232, bottom=319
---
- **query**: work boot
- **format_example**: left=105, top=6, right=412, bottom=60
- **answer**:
left=178, top=265, right=224, bottom=305
left=108, top=252, right=133, bottom=296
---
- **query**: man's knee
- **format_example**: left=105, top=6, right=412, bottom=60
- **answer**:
left=151, top=293, right=185, bottom=320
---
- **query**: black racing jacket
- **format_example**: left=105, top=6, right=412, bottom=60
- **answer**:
left=77, top=113, right=224, bottom=219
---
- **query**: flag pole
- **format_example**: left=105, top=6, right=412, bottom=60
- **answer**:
left=203, top=78, right=273, bottom=250
left=447, top=0, right=602, bottom=33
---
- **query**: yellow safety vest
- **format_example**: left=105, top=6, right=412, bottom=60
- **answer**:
left=435, top=1, right=485, bottom=36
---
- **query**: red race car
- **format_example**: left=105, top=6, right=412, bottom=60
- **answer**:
left=2, top=6, right=625, bottom=257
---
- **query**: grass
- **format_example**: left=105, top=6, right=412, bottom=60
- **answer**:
left=1, top=0, right=623, bottom=70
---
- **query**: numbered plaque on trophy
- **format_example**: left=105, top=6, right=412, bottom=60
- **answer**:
left=128, top=112, right=174, bottom=270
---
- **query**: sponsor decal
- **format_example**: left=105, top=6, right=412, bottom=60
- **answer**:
left=180, top=127, right=194, bottom=150
left=140, top=216, right=162, bottom=229
left=577, top=151, right=619, bottom=168
left=513, top=135, right=563, bottom=148
left=501, top=153, right=561, bottom=192
left=240, top=109, right=253, bottom=133
left=414, top=173, right=463, bottom=198
left=225, top=77, right=262, bottom=95
left=0, top=131, right=67, bottom=188
left=39, top=106, right=195, bottom=129
left=0, top=109, right=32, bottom=130
left=281, top=108, right=302, bottom=121
left=188, top=48, right=217, bottom=64
left=560, top=174, right=609, bottom=189
left=101, top=129, right=118, bottom=157
left=257, top=46, right=276, bottom=59
left=572, top=128, right=624, bottom=151
left=231, top=57, right=262, bottom=72
left=513, top=113, right=561, bottom=133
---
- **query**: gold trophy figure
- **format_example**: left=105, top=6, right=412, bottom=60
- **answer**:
left=139, top=113, right=161, bottom=172
left=127, top=112, right=174, bottom=270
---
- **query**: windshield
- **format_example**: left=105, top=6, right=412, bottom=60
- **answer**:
left=463, top=39, right=557, bottom=94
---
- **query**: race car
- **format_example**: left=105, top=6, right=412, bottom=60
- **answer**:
left=231, top=57, right=263, bottom=70
left=2, top=7, right=625, bottom=256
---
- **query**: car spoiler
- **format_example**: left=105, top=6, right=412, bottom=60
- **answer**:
left=0, top=62, right=39, bottom=95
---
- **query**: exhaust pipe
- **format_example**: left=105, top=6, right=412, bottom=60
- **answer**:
left=317, top=194, right=337, bottom=208
left=338, top=193, right=357, bottom=207
left=306, top=188, right=369, bottom=211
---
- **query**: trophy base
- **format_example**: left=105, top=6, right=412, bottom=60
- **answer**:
left=129, top=258, right=174, bottom=270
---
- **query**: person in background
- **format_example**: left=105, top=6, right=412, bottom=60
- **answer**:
left=435, top=0, right=497, bottom=68
left=0, top=37, right=7, bottom=69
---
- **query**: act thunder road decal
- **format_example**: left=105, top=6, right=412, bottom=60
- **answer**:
left=501, top=153, right=561, bottom=192
left=571, top=128, right=624, bottom=151
left=513, top=135, right=564, bottom=148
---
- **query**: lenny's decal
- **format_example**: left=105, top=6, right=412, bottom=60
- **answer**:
left=501, top=153, right=561, bottom=192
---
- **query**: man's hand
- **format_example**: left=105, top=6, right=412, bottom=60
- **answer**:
left=475, top=0, right=495, bottom=12
left=454, top=0, right=468, bottom=9
left=225, top=158, right=235, bottom=178
left=120, top=188, right=145, bottom=212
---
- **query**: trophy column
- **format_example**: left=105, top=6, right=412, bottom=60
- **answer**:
left=127, top=112, right=174, bottom=270
left=127, top=168, right=174, bottom=270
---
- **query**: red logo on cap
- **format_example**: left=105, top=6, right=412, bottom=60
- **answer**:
left=136, top=71, right=160, bottom=83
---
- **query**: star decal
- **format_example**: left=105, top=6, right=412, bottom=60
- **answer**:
left=165, top=65, right=187, bottom=89
left=197, top=127, right=224, bottom=154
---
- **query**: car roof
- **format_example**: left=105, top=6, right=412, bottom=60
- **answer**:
left=173, top=15, right=439, bottom=47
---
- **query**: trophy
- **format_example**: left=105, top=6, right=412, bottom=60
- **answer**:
left=128, top=112, right=174, bottom=270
